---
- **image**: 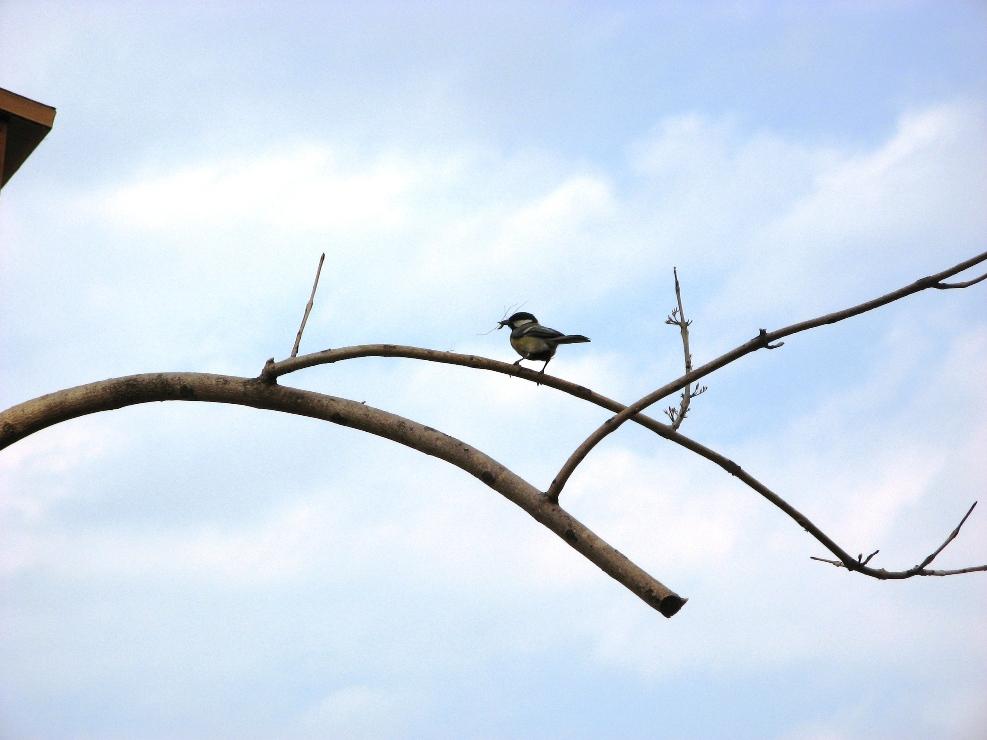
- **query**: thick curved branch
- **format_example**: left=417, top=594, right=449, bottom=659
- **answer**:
left=0, top=372, right=687, bottom=618
left=547, top=250, right=987, bottom=501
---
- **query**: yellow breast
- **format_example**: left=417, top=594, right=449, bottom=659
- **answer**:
left=511, top=334, right=552, bottom=359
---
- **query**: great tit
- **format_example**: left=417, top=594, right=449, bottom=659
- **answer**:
left=497, top=311, right=590, bottom=373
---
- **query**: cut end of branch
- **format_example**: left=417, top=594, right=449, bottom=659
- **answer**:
left=657, top=594, right=688, bottom=618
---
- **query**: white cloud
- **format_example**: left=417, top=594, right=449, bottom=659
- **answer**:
left=0, top=419, right=120, bottom=528
left=491, top=174, right=617, bottom=261
left=705, top=101, right=987, bottom=325
left=91, top=145, right=421, bottom=233
left=59, top=99, right=986, bottom=364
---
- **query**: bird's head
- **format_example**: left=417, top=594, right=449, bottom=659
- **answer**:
left=498, top=311, right=538, bottom=330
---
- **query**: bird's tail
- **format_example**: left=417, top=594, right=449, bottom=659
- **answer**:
left=554, top=334, right=590, bottom=344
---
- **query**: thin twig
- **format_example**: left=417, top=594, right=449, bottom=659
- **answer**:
left=291, top=252, right=326, bottom=358
left=545, top=250, right=987, bottom=501
left=914, top=501, right=978, bottom=570
left=814, top=549, right=880, bottom=567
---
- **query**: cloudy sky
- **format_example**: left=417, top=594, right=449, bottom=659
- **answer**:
left=2, top=2, right=986, bottom=738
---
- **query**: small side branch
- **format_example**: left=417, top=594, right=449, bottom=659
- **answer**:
left=663, top=267, right=706, bottom=430
left=811, top=550, right=879, bottom=568
left=915, top=501, right=978, bottom=569
left=291, top=252, right=326, bottom=358
left=757, top=328, right=784, bottom=350
left=933, top=271, right=987, bottom=289
left=810, top=501, right=986, bottom=578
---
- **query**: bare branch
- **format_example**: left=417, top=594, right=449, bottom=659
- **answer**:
left=291, top=252, right=326, bottom=358
left=4, top=335, right=983, bottom=631
left=0, top=372, right=688, bottom=618
left=546, top=250, right=987, bottom=501
left=258, top=342, right=987, bottom=582
left=664, top=267, right=697, bottom=431
left=5, top=252, right=984, bottom=620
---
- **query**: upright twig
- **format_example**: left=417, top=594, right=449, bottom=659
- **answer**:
left=291, top=252, right=326, bottom=358
left=664, top=267, right=706, bottom=430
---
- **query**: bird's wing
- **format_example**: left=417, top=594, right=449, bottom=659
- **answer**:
left=518, top=323, right=565, bottom=339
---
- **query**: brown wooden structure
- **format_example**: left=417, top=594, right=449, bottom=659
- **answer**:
left=0, top=87, right=56, bottom=193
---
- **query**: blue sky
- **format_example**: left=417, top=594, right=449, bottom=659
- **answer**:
left=1, top=2, right=986, bottom=738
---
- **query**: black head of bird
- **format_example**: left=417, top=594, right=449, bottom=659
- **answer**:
left=497, top=311, right=590, bottom=373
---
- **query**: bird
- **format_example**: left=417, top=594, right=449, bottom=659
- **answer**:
left=497, top=311, right=590, bottom=374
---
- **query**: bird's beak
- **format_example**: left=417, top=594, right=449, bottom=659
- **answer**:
left=497, top=320, right=507, bottom=329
